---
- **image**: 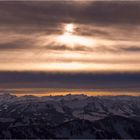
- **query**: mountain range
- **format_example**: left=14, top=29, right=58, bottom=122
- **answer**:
left=0, top=93, right=140, bottom=139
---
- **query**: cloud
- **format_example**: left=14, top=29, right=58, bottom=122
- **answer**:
left=0, top=1, right=139, bottom=73
left=0, top=71, right=139, bottom=91
left=0, top=1, right=140, bottom=27
left=120, top=46, right=140, bottom=52
left=0, top=1, right=139, bottom=91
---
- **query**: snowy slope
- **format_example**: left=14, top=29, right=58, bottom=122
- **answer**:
left=0, top=93, right=140, bottom=138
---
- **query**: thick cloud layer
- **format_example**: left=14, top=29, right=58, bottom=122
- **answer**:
left=0, top=71, right=139, bottom=91
left=0, top=1, right=139, bottom=90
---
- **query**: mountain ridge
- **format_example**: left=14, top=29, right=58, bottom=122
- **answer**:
left=0, top=92, right=140, bottom=138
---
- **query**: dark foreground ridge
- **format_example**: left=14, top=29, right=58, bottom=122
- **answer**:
left=0, top=93, right=140, bottom=139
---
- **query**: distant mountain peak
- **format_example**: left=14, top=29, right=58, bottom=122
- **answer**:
left=0, top=92, right=16, bottom=98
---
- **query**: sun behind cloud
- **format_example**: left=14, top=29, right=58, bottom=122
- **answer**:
left=56, top=23, right=96, bottom=48
left=65, top=24, right=74, bottom=34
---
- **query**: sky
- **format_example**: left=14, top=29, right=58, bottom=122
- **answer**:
left=0, top=1, right=140, bottom=92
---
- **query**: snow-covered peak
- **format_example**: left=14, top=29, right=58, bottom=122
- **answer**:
left=0, top=92, right=16, bottom=99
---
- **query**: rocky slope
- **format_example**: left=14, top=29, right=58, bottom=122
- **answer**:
left=0, top=93, right=140, bottom=139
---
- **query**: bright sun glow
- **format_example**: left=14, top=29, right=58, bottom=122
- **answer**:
left=58, top=33, right=95, bottom=47
left=56, top=23, right=96, bottom=48
left=65, top=24, right=74, bottom=34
